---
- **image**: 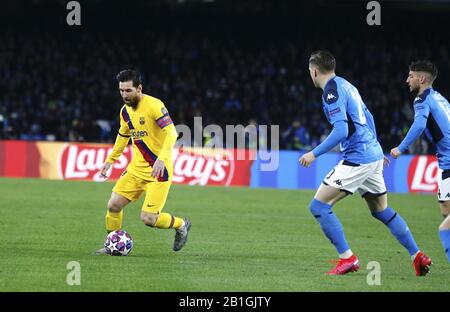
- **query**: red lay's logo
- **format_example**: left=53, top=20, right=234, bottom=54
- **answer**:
left=58, top=143, right=253, bottom=186
left=172, top=147, right=255, bottom=186
left=59, top=144, right=131, bottom=181
left=172, top=148, right=235, bottom=186
left=407, top=155, right=441, bottom=192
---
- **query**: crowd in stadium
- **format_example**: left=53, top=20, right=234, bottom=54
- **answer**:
left=1, top=26, right=449, bottom=154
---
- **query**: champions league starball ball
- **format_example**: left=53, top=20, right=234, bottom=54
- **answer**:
left=104, top=230, right=133, bottom=256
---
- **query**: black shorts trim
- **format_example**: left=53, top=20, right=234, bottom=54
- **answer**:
left=342, top=160, right=360, bottom=167
left=361, top=191, right=387, bottom=198
left=443, top=169, right=450, bottom=180
left=322, top=181, right=353, bottom=195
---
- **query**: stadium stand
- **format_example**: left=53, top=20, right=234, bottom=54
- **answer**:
left=1, top=0, right=449, bottom=154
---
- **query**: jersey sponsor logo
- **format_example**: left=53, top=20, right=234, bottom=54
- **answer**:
left=60, top=144, right=131, bottom=181
left=407, top=155, right=441, bottom=192
left=131, top=130, right=148, bottom=138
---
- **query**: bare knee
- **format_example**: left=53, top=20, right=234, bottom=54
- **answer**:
left=140, top=212, right=159, bottom=227
left=439, top=209, right=450, bottom=231
left=314, top=184, right=348, bottom=206
left=108, top=193, right=129, bottom=213
left=439, top=219, right=450, bottom=231
left=108, top=201, right=122, bottom=213
left=365, top=193, right=388, bottom=213
left=440, top=202, right=450, bottom=218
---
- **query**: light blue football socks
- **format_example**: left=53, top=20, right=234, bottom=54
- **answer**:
left=309, top=199, right=350, bottom=254
left=438, top=229, right=450, bottom=262
left=372, top=207, right=419, bottom=256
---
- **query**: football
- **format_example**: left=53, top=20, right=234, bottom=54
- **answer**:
left=104, top=230, right=133, bottom=256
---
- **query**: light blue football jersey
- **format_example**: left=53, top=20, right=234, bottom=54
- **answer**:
left=411, top=88, right=450, bottom=170
left=321, top=76, right=383, bottom=164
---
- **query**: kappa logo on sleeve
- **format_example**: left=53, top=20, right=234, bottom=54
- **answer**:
left=324, top=89, right=339, bottom=104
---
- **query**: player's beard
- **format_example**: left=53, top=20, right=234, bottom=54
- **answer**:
left=125, top=96, right=139, bottom=108
left=410, top=84, right=420, bottom=96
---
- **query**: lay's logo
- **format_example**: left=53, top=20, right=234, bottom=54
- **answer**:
left=59, top=144, right=131, bottom=181
left=407, top=155, right=441, bottom=192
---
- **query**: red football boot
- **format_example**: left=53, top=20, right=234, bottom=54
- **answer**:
left=413, top=251, right=432, bottom=276
left=326, top=255, right=360, bottom=275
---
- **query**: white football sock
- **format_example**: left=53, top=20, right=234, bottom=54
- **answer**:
left=339, top=249, right=353, bottom=259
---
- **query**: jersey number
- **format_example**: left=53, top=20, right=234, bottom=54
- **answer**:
left=350, top=89, right=367, bottom=125
left=434, top=94, right=450, bottom=123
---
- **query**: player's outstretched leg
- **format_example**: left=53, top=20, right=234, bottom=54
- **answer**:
left=365, top=192, right=431, bottom=276
left=92, top=209, right=123, bottom=255
left=173, top=218, right=191, bottom=252
left=371, top=206, right=432, bottom=276
left=309, top=198, right=359, bottom=275
left=439, top=229, right=450, bottom=262
left=93, top=193, right=128, bottom=256
left=141, top=212, right=191, bottom=251
left=142, top=179, right=191, bottom=251
left=412, top=251, right=432, bottom=276
left=438, top=210, right=450, bottom=263
left=92, top=246, right=109, bottom=256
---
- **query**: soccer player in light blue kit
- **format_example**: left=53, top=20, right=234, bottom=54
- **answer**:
left=299, top=51, right=431, bottom=275
left=391, top=60, right=450, bottom=263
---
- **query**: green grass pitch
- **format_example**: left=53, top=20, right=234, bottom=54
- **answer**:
left=1, top=177, right=449, bottom=291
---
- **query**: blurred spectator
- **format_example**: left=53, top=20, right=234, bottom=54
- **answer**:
left=0, top=24, right=449, bottom=155
left=282, top=119, right=310, bottom=150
